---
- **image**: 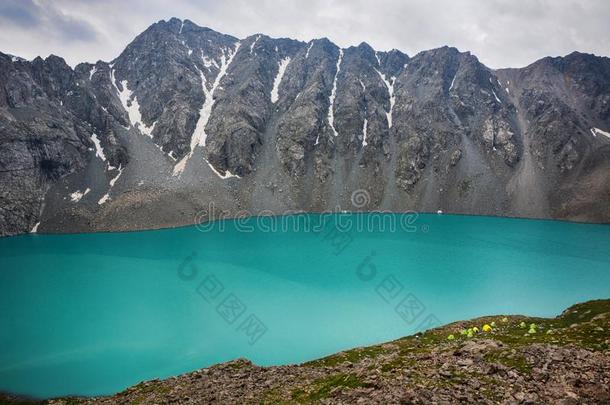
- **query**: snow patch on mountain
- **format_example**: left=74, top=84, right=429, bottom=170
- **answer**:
left=328, top=49, right=343, bottom=137
left=10, top=54, right=26, bottom=63
left=174, top=42, right=241, bottom=176
left=359, top=79, right=365, bottom=92
left=590, top=127, right=610, bottom=139
left=70, top=188, right=91, bottom=203
left=376, top=69, right=396, bottom=128
left=250, top=35, right=261, bottom=54
left=98, top=167, right=124, bottom=205
left=111, top=70, right=156, bottom=137
left=271, top=57, right=291, bottom=103
left=202, top=55, right=217, bottom=68
left=206, top=161, right=241, bottom=179
left=305, top=41, right=314, bottom=59
left=449, top=73, right=457, bottom=91
left=91, top=133, right=106, bottom=162
left=362, top=118, right=368, bottom=146
left=109, top=167, right=124, bottom=187
left=97, top=194, right=110, bottom=205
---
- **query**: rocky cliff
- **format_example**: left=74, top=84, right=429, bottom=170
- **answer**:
left=1, top=18, right=609, bottom=236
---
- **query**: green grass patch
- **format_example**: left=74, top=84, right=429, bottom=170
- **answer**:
left=484, top=350, right=532, bottom=374
left=305, top=345, right=389, bottom=368
left=291, top=374, right=372, bottom=403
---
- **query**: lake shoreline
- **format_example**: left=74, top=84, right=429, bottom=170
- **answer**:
left=4, top=299, right=610, bottom=404
left=2, top=213, right=610, bottom=400
left=10, top=209, right=610, bottom=239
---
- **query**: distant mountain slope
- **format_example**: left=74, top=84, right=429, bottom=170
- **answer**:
left=1, top=18, right=609, bottom=236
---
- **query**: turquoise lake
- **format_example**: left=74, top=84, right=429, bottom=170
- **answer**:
left=1, top=213, right=610, bottom=398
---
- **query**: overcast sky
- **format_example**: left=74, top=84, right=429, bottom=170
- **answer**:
left=1, top=0, right=609, bottom=69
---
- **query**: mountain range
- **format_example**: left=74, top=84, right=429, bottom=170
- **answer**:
left=1, top=17, right=609, bottom=236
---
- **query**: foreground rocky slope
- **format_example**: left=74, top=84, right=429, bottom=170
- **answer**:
left=1, top=18, right=610, bottom=236
left=3, top=299, right=609, bottom=404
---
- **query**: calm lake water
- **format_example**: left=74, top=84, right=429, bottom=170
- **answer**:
left=1, top=213, right=609, bottom=398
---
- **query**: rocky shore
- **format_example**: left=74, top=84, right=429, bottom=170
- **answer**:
left=2, top=299, right=609, bottom=404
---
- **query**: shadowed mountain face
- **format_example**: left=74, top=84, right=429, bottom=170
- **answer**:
left=0, top=18, right=609, bottom=236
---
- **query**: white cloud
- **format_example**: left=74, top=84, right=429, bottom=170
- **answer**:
left=1, top=0, right=609, bottom=68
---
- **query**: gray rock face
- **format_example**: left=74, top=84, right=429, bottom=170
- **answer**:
left=0, top=52, right=128, bottom=235
left=1, top=19, right=609, bottom=236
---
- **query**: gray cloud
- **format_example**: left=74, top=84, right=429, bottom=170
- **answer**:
left=0, top=0, right=97, bottom=42
left=0, top=0, right=41, bottom=26
left=0, top=0, right=609, bottom=68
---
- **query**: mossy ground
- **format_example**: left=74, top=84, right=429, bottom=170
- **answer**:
left=432, top=299, right=610, bottom=351
left=304, top=345, right=390, bottom=368
left=277, top=299, right=610, bottom=402
left=290, top=374, right=373, bottom=403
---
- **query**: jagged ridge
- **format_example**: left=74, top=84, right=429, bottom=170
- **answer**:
left=1, top=18, right=609, bottom=236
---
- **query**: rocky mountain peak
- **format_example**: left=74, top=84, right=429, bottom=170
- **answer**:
left=1, top=21, right=609, bottom=237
